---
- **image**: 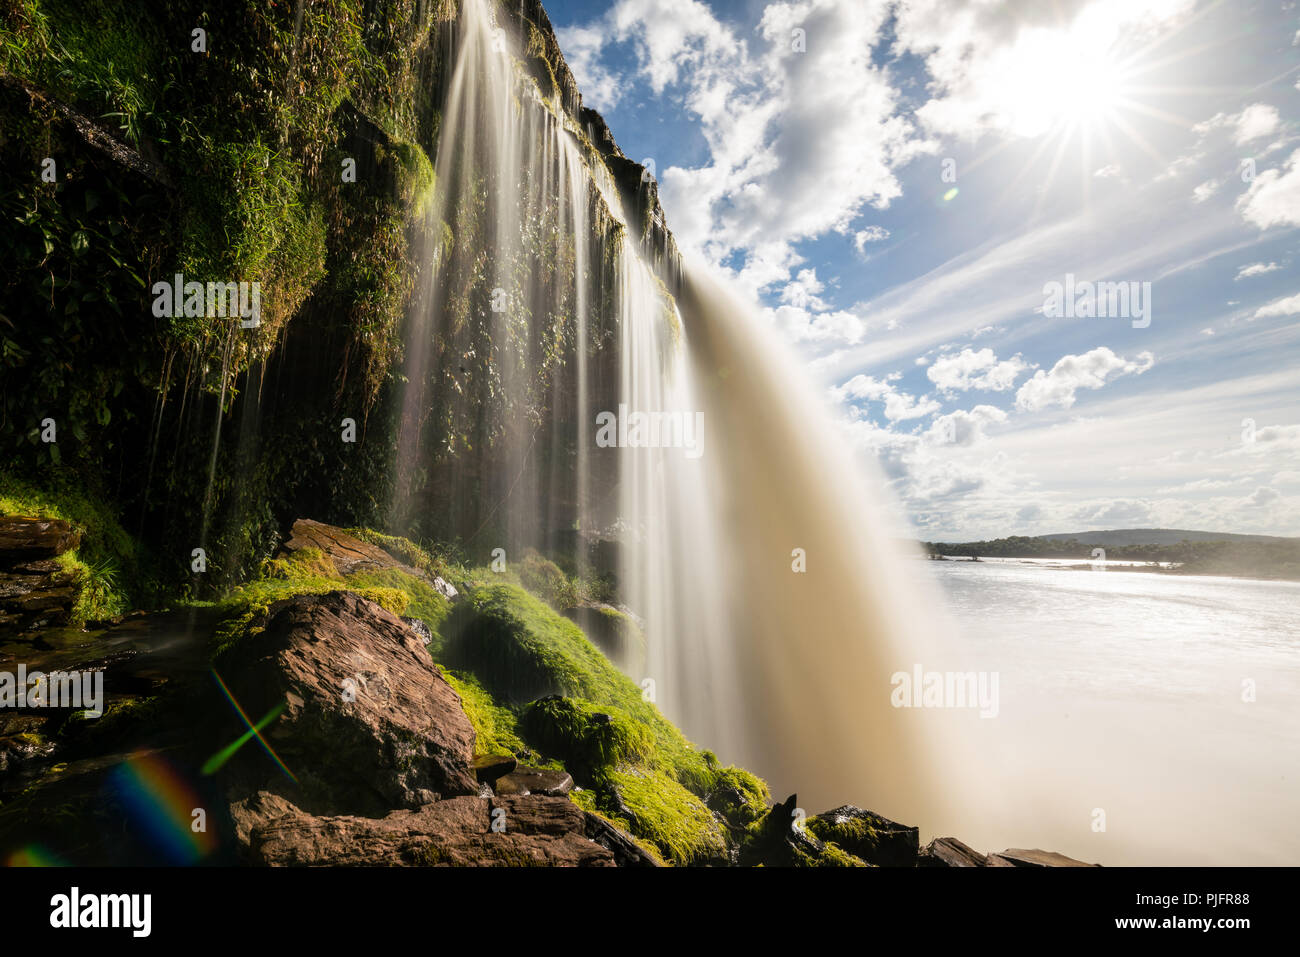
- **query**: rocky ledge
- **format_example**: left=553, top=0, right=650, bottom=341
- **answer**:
left=0, top=517, right=83, bottom=632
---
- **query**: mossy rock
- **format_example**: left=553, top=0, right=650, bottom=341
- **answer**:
left=739, top=794, right=869, bottom=868
left=440, top=583, right=615, bottom=704
left=598, top=767, right=729, bottom=866
left=520, top=696, right=651, bottom=778
left=805, top=806, right=919, bottom=867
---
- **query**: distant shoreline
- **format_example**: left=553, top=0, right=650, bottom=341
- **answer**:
left=925, top=553, right=1300, bottom=584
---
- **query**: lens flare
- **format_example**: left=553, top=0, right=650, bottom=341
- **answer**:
left=109, top=752, right=218, bottom=865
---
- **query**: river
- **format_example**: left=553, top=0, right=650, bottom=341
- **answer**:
left=924, top=558, right=1300, bottom=865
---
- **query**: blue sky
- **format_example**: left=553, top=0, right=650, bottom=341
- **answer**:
left=546, top=0, right=1300, bottom=539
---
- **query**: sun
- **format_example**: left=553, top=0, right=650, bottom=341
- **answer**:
left=1001, top=27, right=1132, bottom=138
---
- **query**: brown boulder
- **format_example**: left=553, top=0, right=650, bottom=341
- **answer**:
left=0, top=518, right=82, bottom=562
left=216, top=591, right=479, bottom=816
left=245, top=793, right=620, bottom=866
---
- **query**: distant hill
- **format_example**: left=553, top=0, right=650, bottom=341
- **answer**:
left=920, top=529, right=1300, bottom=581
left=1035, top=528, right=1297, bottom=546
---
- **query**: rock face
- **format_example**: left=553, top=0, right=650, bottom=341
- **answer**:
left=471, top=754, right=517, bottom=784
left=0, top=517, right=83, bottom=632
left=217, top=590, right=480, bottom=816
left=277, top=518, right=458, bottom=600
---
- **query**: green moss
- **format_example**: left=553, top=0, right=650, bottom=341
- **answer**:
left=442, top=670, right=526, bottom=757
left=707, top=765, right=770, bottom=828
left=601, top=767, right=728, bottom=866
left=442, top=582, right=771, bottom=864
left=520, top=696, right=652, bottom=777
left=208, top=554, right=408, bottom=656
left=441, top=583, right=614, bottom=704
left=792, top=838, right=869, bottom=868
left=343, top=528, right=458, bottom=582
left=347, top=566, right=452, bottom=640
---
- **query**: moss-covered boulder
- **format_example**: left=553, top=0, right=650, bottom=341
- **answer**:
left=806, top=805, right=919, bottom=867
left=439, top=582, right=768, bottom=864
left=739, top=794, right=870, bottom=868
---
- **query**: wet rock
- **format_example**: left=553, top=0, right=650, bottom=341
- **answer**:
left=807, top=805, right=919, bottom=867
left=216, top=591, right=479, bottom=817
left=494, top=767, right=574, bottom=797
left=0, top=519, right=85, bottom=631
left=244, top=792, right=629, bottom=866
left=0, top=518, right=82, bottom=561
left=472, top=753, right=517, bottom=784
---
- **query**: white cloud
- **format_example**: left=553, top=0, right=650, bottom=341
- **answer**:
left=1232, top=103, right=1281, bottom=145
left=567, top=0, right=936, bottom=295
left=831, top=371, right=941, bottom=421
left=554, top=23, right=627, bottom=110
left=1191, top=179, right=1221, bottom=203
left=1237, top=148, right=1300, bottom=229
left=1193, top=102, right=1282, bottom=145
left=1235, top=261, right=1281, bottom=279
left=1015, top=347, right=1155, bottom=412
left=926, top=347, right=1029, bottom=394
left=853, top=226, right=890, bottom=255
left=1071, top=499, right=1155, bottom=526
left=927, top=404, right=1008, bottom=446
left=1254, top=293, right=1300, bottom=318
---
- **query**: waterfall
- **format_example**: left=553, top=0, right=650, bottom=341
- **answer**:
left=398, top=0, right=1007, bottom=848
